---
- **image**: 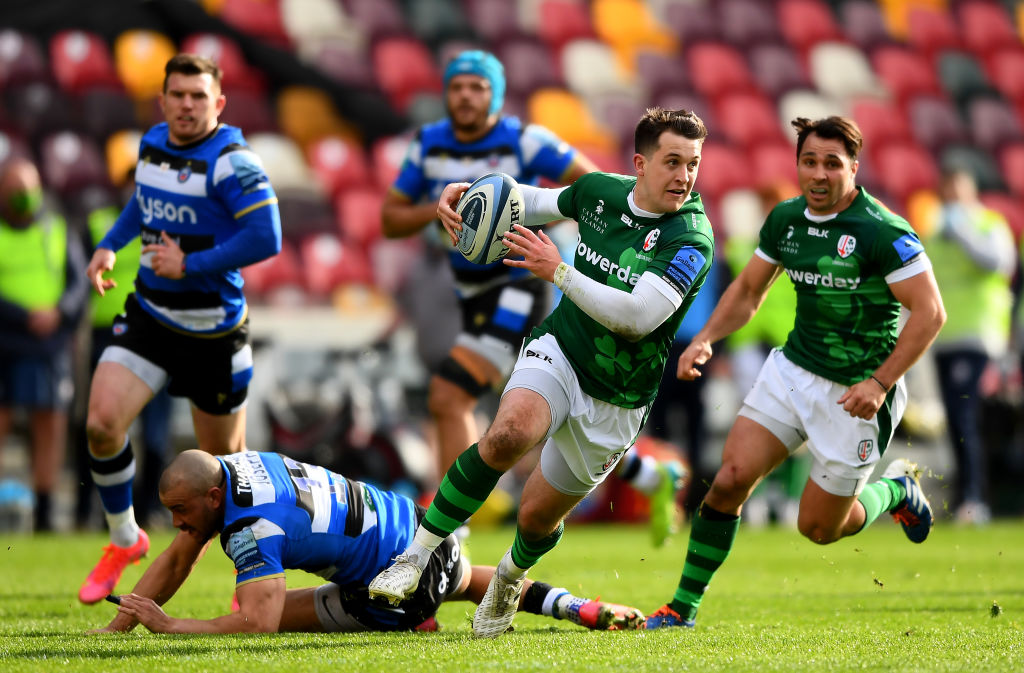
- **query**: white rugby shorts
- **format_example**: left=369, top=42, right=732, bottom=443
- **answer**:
left=738, top=348, right=907, bottom=497
left=503, top=333, right=650, bottom=496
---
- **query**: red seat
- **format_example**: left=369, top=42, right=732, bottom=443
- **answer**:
left=717, top=0, right=781, bottom=48
left=687, top=42, right=757, bottom=101
left=959, top=0, right=1020, bottom=58
left=905, top=6, right=961, bottom=61
left=696, top=142, right=748, bottom=197
left=871, top=142, right=939, bottom=202
left=371, top=132, right=413, bottom=192
left=219, top=0, right=290, bottom=50
left=494, top=37, right=563, bottom=99
left=298, top=232, right=374, bottom=297
left=871, top=46, right=943, bottom=105
left=906, top=95, right=968, bottom=153
left=306, top=136, right=371, bottom=198
left=335, top=187, right=384, bottom=247
left=371, top=36, right=442, bottom=112
left=839, top=0, right=895, bottom=51
left=0, top=30, right=49, bottom=89
left=985, top=47, right=1024, bottom=103
left=851, top=98, right=912, bottom=146
left=50, top=30, right=121, bottom=95
left=39, top=131, right=108, bottom=196
left=776, top=0, right=843, bottom=55
left=241, top=238, right=303, bottom=300
left=752, top=142, right=798, bottom=187
left=662, top=1, right=720, bottom=44
left=714, top=92, right=784, bottom=148
left=346, top=0, right=407, bottom=41
left=967, top=97, right=1024, bottom=154
left=463, top=0, right=514, bottom=44
left=180, top=33, right=266, bottom=95
left=748, top=43, right=811, bottom=100
left=999, top=143, right=1024, bottom=197
left=536, top=0, right=595, bottom=51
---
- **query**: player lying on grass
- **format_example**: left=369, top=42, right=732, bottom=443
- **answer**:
left=93, top=450, right=643, bottom=634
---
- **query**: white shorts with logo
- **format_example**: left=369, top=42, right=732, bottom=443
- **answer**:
left=738, top=348, right=907, bottom=497
left=504, top=333, right=650, bottom=497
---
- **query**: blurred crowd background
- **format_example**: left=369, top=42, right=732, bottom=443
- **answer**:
left=2, top=0, right=1023, bottom=532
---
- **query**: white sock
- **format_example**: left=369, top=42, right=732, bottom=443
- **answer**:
left=554, top=592, right=589, bottom=625
left=106, top=506, right=140, bottom=548
left=406, top=528, right=446, bottom=570
left=498, top=548, right=528, bottom=580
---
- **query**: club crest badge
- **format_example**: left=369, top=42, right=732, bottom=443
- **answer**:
left=643, top=228, right=661, bottom=252
left=857, top=439, right=873, bottom=462
left=837, top=234, right=857, bottom=258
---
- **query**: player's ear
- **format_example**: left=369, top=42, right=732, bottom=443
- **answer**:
left=633, top=153, right=646, bottom=177
left=215, top=92, right=227, bottom=116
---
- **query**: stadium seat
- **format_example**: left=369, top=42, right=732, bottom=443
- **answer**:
left=0, top=30, right=49, bottom=89
left=983, top=47, right=1024, bottom=103
left=0, top=128, right=33, bottom=168
left=939, top=144, right=1006, bottom=192
left=748, top=43, right=812, bottom=100
left=105, top=129, right=141, bottom=187
left=905, top=6, right=961, bottom=61
left=958, top=0, right=1019, bottom=59
left=4, top=81, right=75, bottom=144
left=113, top=30, right=177, bottom=101
left=405, top=0, right=475, bottom=47
left=591, top=0, right=676, bottom=69
left=838, top=0, right=896, bottom=51
left=871, top=45, right=943, bottom=105
left=561, top=39, right=637, bottom=99
left=49, top=30, right=121, bottom=95
left=660, top=0, right=721, bottom=45
left=298, top=232, right=374, bottom=297
left=39, top=131, right=108, bottom=197
left=694, top=142, right=748, bottom=198
left=219, top=0, right=291, bottom=50
left=777, top=0, right=843, bottom=55
left=276, top=85, right=356, bottom=151
left=905, top=94, right=968, bottom=153
left=335, top=186, right=384, bottom=248
left=937, top=50, right=997, bottom=108
left=714, top=92, right=785, bottom=148
left=371, top=36, right=442, bottom=112
left=306, top=135, right=372, bottom=198
left=752, top=141, right=799, bottom=187
left=633, top=49, right=690, bottom=102
left=536, top=0, right=595, bottom=52
left=495, top=37, right=564, bottom=100
left=463, top=0, right=520, bottom=43
left=777, top=89, right=848, bottom=130
left=903, top=187, right=941, bottom=236
left=717, top=0, right=781, bottom=49
left=240, top=237, right=304, bottom=303
left=686, top=42, right=756, bottom=101
left=278, top=187, right=337, bottom=243
left=78, top=88, right=139, bottom=144
left=979, top=191, right=1024, bottom=242
left=219, top=88, right=279, bottom=135
left=871, top=141, right=939, bottom=203
left=851, top=98, right=912, bottom=146
left=370, top=132, right=413, bottom=192
left=719, top=188, right=764, bottom=240
left=590, top=94, right=649, bottom=151
left=807, top=42, right=882, bottom=102
left=527, top=87, right=616, bottom=154
left=246, top=132, right=316, bottom=193
left=877, top=0, right=949, bottom=40
left=345, top=0, right=407, bottom=41
left=280, top=0, right=359, bottom=59
left=180, top=32, right=267, bottom=95
left=967, top=96, right=1024, bottom=154
left=999, top=142, right=1024, bottom=197
left=309, top=41, right=375, bottom=90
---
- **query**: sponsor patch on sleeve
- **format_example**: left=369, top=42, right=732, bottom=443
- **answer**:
left=227, top=527, right=264, bottom=574
left=893, top=233, right=924, bottom=263
left=663, top=246, right=707, bottom=296
left=229, top=151, right=270, bottom=194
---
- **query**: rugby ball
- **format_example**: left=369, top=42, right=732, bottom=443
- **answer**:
left=454, top=172, right=523, bottom=265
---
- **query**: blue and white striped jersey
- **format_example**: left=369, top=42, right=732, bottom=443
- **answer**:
left=391, top=116, right=577, bottom=294
left=99, top=123, right=281, bottom=335
left=216, top=452, right=417, bottom=589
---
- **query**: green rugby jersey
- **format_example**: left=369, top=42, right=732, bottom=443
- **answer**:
left=758, top=187, right=927, bottom=386
left=535, top=172, right=714, bottom=408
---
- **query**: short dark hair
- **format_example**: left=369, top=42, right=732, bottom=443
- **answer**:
left=163, top=53, right=222, bottom=92
left=791, top=116, right=863, bottom=161
left=635, top=107, right=708, bottom=156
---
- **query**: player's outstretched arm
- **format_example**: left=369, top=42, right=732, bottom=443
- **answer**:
left=381, top=188, right=443, bottom=239
left=117, top=576, right=286, bottom=634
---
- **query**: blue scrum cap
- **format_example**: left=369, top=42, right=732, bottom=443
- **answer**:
left=443, top=50, right=505, bottom=115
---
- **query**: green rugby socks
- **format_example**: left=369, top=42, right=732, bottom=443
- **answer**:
left=670, top=503, right=740, bottom=620
left=857, top=478, right=906, bottom=530
left=421, top=443, right=503, bottom=538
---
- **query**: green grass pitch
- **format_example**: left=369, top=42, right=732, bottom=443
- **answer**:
left=2, top=520, right=1022, bottom=672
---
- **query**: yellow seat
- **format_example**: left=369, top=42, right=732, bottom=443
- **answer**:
left=275, top=85, right=358, bottom=152
left=876, top=0, right=949, bottom=40
left=527, top=87, right=616, bottom=154
left=105, top=129, right=142, bottom=187
left=113, top=30, right=177, bottom=101
left=904, top=188, right=941, bottom=237
left=591, top=0, right=675, bottom=71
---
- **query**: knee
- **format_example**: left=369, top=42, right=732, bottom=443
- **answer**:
left=798, top=519, right=841, bottom=545
left=427, top=378, right=475, bottom=419
left=84, top=413, right=122, bottom=456
left=707, top=463, right=758, bottom=510
left=478, top=425, right=531, bottom=471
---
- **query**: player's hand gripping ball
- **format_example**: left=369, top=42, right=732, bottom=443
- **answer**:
left=454, top=172, right=524, bottom=265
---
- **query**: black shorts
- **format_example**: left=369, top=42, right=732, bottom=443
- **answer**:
left=338, top=506, right=465, bottom=631
left=104, top=294, right=252, bottom=415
